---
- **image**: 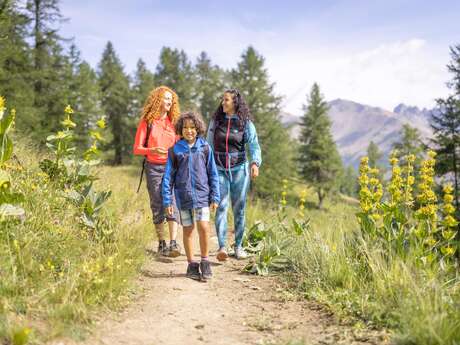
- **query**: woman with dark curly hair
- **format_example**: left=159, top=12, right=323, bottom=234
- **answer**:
left=206, top=89, right=262, bottom=260
left=162, top=112, right=220, bottom=280
left=133, top=86, right=181, bottom=257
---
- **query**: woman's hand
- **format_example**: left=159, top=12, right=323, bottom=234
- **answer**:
left=250, top=163, right=259, bottom=179
left=210, top=203, right=218, bottom=212
left=165, top=206, right=173, bottom=217
left=150, top=147, right=167, bottom=156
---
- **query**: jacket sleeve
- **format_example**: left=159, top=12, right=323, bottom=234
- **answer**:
left=162, top=152, right=176, bottom=207
left=245, top=121, right=262, bottom=167
left=206, top=144, right=220, bottom=204
left=206, top=118, right=215, bottom=150
left=133, top=119, right=149, bottom=156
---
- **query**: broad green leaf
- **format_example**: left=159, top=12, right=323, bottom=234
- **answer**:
left=0, top=134, right=13, bottom=164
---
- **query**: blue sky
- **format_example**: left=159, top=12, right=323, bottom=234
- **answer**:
left=60, top=0, right=460, bottom=114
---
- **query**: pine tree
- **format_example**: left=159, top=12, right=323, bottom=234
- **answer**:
left=431, top=96, right=460, bottom=210
left=194, top=51, right=225, bottom=122
left=71, top=60, right=103, bottom=150
left=26, top=0, right=72, bottom=136
left=366, top=141, right=385, bottom=179
left=132, top=58, right=155, bottom=117
left=447, top=44, right=460, bottom=95
left=231, top=46, right=295, bottom=197
left=339, top=165, right=358, bottom=197
left=299, top=83, right=343, bottom=209
left=154, top=47, right=195, bottom=110
left=392, top=123, right=424, bottom=165
left=0, top=0, right=36, bottom=132
left=367, top=141, right=382, bottom=168
left=98, top=41, right=132, bottom=165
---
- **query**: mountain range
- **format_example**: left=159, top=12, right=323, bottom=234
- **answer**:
left=281, top=99, right=433, bottom=168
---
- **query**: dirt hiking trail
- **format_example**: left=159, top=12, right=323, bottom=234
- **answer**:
left=55, top=233, right=390, bottom=345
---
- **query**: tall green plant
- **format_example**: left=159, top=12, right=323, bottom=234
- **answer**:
left=0, top=96, right=24, bottom=220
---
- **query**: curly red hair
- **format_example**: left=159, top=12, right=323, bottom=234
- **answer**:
left=141, top=86, right=180, bottom=124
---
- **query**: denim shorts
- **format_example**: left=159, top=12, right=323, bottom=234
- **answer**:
left=179, top=207, right=210, bottom=227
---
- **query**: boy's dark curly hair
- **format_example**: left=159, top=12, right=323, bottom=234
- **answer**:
left=212, top=89, right=252, bottom=129
left=175, top=111, right=207, bottom=137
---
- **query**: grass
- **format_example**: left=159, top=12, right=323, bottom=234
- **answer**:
left=245, top=186, right=460, bottom=345
left=0, top=139, right=155, bottom=344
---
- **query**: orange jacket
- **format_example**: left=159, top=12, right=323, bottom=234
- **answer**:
left=133, top=117, right=178, bottom=164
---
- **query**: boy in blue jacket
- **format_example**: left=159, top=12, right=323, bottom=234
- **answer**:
left=163, top=112, right=220, bottom=281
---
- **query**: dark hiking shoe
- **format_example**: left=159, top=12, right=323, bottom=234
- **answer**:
left=157, top=240, right=169, bottom=256
left=200, top=261, right=212, bottom=281
left=168, top=240, right=181, bottom=258
left=186, top=262, right=201, bottom=281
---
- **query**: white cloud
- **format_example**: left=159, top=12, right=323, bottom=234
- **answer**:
left=267, top=38, right=450, bottom=114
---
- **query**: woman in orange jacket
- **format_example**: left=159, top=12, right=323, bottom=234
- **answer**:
left=133, top=86, right=181, bottom=257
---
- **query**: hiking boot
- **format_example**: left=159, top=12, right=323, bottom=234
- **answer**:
left=216, top=247, right=228, bottom=262
left=168, top=240, right=181, bottom=258
left=157, top=240, right=169, bottom=256
left=235, top=246, right=248, bottom=260
left=186, top=262, right=201, bottom=281
left=200, top=261, right=212, bottom=281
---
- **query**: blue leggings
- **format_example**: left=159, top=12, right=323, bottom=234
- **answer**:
left=215, top=166, right=250, bottom=249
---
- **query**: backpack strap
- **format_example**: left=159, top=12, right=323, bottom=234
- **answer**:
left=144, top=122, right=152, bottom=149
left=136, top=121, right=153, bottom=193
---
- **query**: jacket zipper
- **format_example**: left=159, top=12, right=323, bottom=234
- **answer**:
left=225, top=117, right=231, bottom=169
left=188, top=145, right=197, bottom=208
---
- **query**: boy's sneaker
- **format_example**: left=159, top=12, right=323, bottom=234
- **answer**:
left=186, top=262, right=201, bottom=281
left=216, top=247, right=228, bottom=262
left=235, top=247, right=248, bottom=260
left=168, top=240, right=181, bottom=258
left=200, top=261, right=212, bottom=281
left=157, top=240, right=169, bottom=256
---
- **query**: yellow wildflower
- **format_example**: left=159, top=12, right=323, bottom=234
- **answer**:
left=443, top=184, right=453, bottom=194
left=441, top=246, right=456, bottom=256
left=442, top=230, right=456, bottom=241
left=62, top=115, right=76, bottom=129
left=443, top=215, right=458, bottom=228
left=96, top=116, right=106, bottom=129
left=370, top=213, right=381, bottom=222
left=369, top=168, right=379, bottom=175
left=425, top=236, right=437, bottom=247
left=370, top=178, right=379, bottom=186
left=90, top=131, right=103, bottom=141
left=406, top=154, right=416, bottom=163
left=64, top=105, right=74, bottom=114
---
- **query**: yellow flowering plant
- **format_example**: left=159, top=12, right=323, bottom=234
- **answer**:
left=438, top=184, right=458, bottom=261
left=414, top=150, right=438, bottom=254
left=357, top=149, right=459, bottom=266
left=356, top=156, right=383, bottom=237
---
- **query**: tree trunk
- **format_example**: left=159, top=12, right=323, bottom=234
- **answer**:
left=317, top=189, right=324, bottom=209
